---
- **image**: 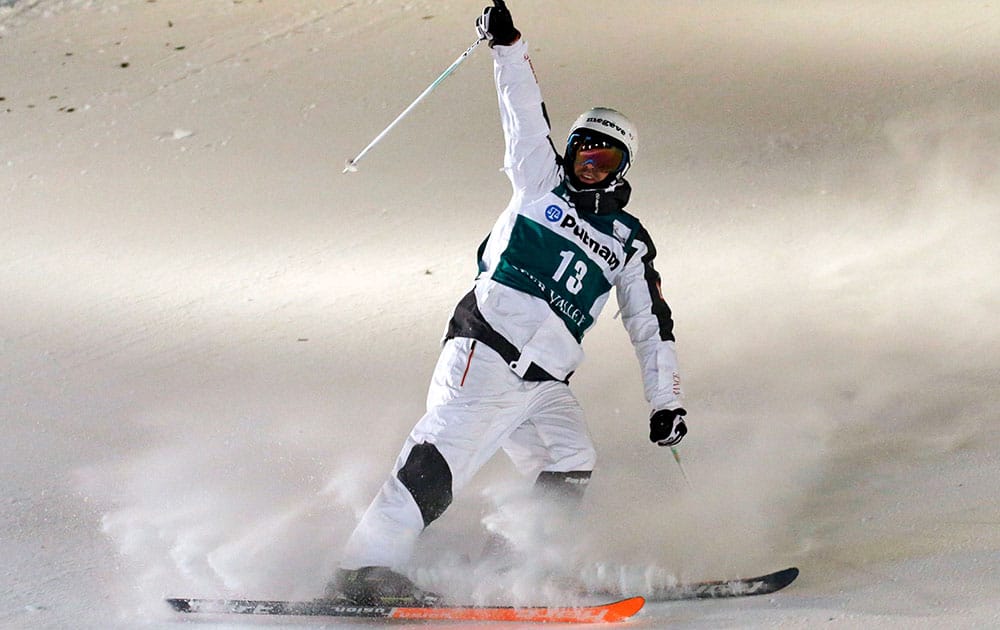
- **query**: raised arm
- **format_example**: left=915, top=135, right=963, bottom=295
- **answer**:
left=478, top=2, right=562, bottom=197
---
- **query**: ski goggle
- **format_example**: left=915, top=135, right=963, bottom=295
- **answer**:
left=575, top=146, right=625, bottom=174
left=567, top=133, right=628, bottom=177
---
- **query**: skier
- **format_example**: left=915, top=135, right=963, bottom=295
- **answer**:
left=328, top=0, right=688, bottom=605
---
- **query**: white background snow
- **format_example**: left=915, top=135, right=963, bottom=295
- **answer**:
left=2, top=1, right=999, bottom=628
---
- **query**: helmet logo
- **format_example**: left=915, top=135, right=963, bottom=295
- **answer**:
left=586, top=116, right=632, bottom=141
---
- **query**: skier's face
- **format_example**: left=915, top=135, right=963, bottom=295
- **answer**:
left=572, top=145, right=625, bottom=186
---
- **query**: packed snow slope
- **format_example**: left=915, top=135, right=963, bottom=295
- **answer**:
left=2, top=1, right=999, bottom=628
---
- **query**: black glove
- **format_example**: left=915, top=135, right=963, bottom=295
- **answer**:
left=649, top=408, right=687, bottom=446
left=475, top=0, right=520, bottom=48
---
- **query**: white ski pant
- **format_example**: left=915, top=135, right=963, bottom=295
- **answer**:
left=339, top=337, right=596, bottom=570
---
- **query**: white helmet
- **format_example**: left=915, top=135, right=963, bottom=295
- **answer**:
left=565, top=107, right=638, bottom=189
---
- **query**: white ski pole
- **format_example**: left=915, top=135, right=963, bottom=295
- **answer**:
left=343, top=38, right=484, bottom=173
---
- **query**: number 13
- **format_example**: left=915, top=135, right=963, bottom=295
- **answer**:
left=553, top=250, right=587, bottom=295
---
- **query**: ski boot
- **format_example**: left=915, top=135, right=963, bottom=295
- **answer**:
left=324, top=566, right=440, bottom=607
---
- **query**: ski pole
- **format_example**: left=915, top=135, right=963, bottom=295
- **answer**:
left=670, top=446, right=693, bottom=488
left=343, top=37, right=484, bottom=173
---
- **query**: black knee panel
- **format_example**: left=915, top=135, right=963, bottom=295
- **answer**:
left=534, top=470, right=592, bottom=503
left=396, top=442, right=453, bottom=527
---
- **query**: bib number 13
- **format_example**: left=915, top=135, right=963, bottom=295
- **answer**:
left=553, top=250, right=587, bottom=295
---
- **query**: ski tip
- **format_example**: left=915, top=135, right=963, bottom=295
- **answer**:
left=775, top=566, right=800, bottom=585
left=605, top=596, right=646, bottom=622
left=767, top=567, right=799, bottom=584
left=342, top=159, right=359, bottom=173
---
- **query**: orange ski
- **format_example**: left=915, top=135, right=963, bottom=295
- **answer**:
left=167, top=595, right=645, bottom=623
left=390, top=597, right=645, bottom=623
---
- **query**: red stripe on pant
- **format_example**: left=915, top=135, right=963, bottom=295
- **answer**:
left=460, top=340, right=477, bottom=387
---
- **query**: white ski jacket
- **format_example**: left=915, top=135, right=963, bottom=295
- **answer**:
left=446, top=39, right=683, bottom=413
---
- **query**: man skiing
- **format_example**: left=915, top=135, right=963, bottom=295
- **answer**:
left=328, top=0, right=688, bottom=605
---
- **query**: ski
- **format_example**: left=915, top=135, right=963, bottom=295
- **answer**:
left=166, top=595, right=645, bottom=623
left=579, top=566, right=799, bottom=602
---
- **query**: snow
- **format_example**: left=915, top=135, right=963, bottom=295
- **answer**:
left=2, top=1, right=999, bottom=628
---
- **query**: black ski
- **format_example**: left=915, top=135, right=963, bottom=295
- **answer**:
left=581, top=566, right=799, bottom=602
